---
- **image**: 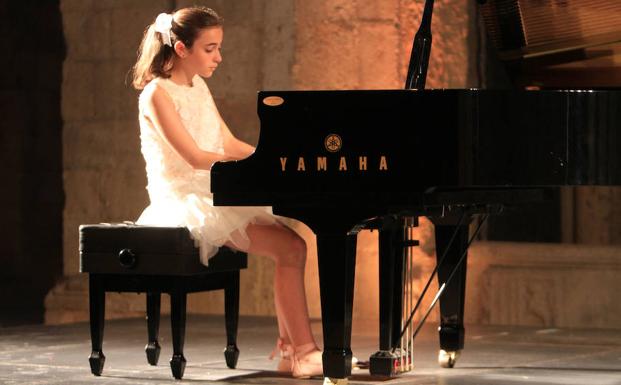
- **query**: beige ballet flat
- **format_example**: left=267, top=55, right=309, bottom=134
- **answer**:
left=291, top=342, right=323, bottom=378
left=270, top=340, right=360, bottom=377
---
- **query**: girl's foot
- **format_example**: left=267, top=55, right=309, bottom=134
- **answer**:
left=269, top=339, right=361, bottom=376
left=291, top=343, right=323, bottom=378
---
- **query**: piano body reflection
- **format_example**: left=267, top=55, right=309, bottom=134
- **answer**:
left=212, top=0, right=621, bottom=382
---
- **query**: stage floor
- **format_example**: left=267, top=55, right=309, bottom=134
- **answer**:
left=0, top=315, right=620, bottom=384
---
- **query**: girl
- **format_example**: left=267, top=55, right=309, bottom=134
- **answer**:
left=131, top=7, right=323, bottom=378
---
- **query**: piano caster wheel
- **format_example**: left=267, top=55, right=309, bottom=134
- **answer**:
left=323, top=378, right=349, bottom=385
left=438, top=349, right=460, bottom=368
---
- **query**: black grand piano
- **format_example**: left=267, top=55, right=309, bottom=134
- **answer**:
left=212, top=0, right=621, bottom=383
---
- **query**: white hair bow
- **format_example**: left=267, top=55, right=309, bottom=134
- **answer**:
left=154, top=13, right=173, bottom=47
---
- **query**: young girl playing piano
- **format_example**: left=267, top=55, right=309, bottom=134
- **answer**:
left=131, top=7, right=322, bottom=378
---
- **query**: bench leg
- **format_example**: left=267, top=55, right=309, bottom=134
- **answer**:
left=145, top=292, right=161, bottom=365
left=170, top=288, right=187, bottom=379
left=88, top=274, right=106, bottom=376
left=224, top=271, right=240, bottom=369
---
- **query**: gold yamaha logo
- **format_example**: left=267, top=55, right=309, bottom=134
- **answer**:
left=325, top=134, right=342, bottom=152
left=279, top=133, right=389, bottom=173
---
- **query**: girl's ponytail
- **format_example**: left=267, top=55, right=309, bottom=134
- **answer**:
left=131, top=20, right=175, bottom=90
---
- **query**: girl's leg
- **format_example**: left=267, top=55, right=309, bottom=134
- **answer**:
left=271, top=300, right=293, bottom=371
left=230, top=222, right=322, bottom=376
left=243, top=222, right=315, bottom=347
left=274, top=302, right=291, bottom=345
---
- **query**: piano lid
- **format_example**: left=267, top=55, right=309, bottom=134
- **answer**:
left=479, top=0, right=621, bottom=88
left=480, top=0, right=621, bottom=61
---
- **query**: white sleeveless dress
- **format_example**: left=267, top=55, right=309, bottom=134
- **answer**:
left=136, top=75, right=277, bottom=265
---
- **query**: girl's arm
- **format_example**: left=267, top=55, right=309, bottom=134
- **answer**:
left=144, top=85, right=229, bottom=170
left=218, top=112, right=255, bottom=160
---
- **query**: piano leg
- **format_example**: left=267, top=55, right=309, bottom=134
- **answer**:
left=433, top=218, right=470, bottom=368
left=369, top=217, right=405, bottom=376
left=316, top=231, right=358, bottom=380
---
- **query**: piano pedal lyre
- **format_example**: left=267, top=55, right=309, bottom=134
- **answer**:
left=438, top=349, right=460, bottom=368
left=369, top=216, right=418, bottom=377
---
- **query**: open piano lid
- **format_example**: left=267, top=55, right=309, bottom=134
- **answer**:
left=479, top=0, right=621, bottom=61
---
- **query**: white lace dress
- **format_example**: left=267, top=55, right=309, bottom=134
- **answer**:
left=136, top=75, right=277, bottom=265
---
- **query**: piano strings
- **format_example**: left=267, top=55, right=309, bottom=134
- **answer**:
left=400, top=216, right=416, bottom=372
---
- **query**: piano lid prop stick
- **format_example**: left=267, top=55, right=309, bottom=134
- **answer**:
left=408, top=214, right=489, bottom=345
left=391, top=211, right=467, bottom=353
left=404, top=0, right=435, bottom=89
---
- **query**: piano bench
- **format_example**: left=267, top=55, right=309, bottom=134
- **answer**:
left=79, top=223, right=247, bottom=380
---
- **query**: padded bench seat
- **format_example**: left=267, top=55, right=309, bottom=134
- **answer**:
left=79, top=223, right=247, bottom=379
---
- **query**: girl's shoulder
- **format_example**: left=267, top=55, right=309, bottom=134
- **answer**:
left=139, top=78, right=175, bottom=108
left=147, top=77, right=176, bottom=95
left=140, top=78, right=159, bottom=97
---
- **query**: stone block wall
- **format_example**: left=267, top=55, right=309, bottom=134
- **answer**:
left=60, top=0, right=173, bottom=278
left=574, top=187, right=621, bottom=244
left=467, top=242, right=621, bottom=328
left=293, top=0, right=477, bottom=91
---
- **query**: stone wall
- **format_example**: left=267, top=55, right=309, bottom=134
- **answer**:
left=574, top=187, right=621, bottom=244
left=293, top=0, right=477, bottom=91
left=467, top=241, right=621, bottom=328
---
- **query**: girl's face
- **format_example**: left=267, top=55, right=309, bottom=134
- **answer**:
left=184, top=27, right=223, bottom=78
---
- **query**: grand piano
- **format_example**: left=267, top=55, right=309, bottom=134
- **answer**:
left=212, top=0, right=621, bottom=383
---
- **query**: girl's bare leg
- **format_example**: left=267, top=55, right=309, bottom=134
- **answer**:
left=229, top=222, right=322, bottom=374
left=271, top=299, right=293, bottom=371
left=243, top=222, right=314, bottom=347
left=274, top=302, right=291, bottom=345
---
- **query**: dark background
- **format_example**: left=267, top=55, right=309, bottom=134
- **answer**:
left=0, top=0, right=65, bottom=326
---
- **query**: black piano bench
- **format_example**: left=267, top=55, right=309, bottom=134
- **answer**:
left=79, top=223, right=247, bottom=379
